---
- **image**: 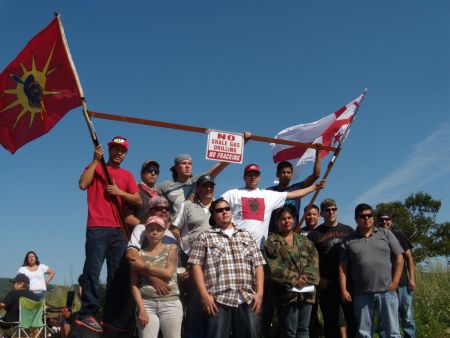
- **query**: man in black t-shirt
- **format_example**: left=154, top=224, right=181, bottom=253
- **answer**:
left=377, top=213, right=416, bottom=338
left=307, top=198, right=356, bottom=338
left=0, top=273, right=39, bottom=335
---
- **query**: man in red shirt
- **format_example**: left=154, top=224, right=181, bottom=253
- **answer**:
left=76, top=136, right=142, bottom=332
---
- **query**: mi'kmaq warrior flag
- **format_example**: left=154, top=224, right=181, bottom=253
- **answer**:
left=271, top=93, right=364, bottom=179
left=0, top=17, right=82, bottom=154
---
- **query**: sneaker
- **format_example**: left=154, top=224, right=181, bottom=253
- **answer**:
left=75, top=315, right=103, bottom=333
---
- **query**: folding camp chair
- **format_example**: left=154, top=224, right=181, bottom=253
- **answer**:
left=12, top=297, right=48, bottom=338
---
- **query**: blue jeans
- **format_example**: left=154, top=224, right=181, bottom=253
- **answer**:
left=379, top=286, right=416, bottom=338
left=80, top=227, right=126, bottom=316
left=204, top=302, right=259, bottom=338
left=353, top=290, right=401, bottom=338
left=277, top=302, right=312, bottom=338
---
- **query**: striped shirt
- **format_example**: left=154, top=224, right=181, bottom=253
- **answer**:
left=188, top=227, right=266, bottom=307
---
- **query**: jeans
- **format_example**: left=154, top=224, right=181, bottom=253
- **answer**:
left=205, top=302, right=259, bottom=338
left=379, top=286, right=416, bottom=338
left=277, top=302, right=312, bottom=338
left=80, top=227, right=126, bottom=316
left=138, top=299, right=183, bottom=338
left=353, top=291, right=400, bottom=338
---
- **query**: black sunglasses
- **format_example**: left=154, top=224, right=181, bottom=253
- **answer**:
left=144, top=169, right=160, bottom=175
left=324, top=207, right=337, bottom=212
left=152, top=206, right=169, bottom=212
left=215, top=206, right=231, bottom=213
left=358, top=214, right=373, bottom=219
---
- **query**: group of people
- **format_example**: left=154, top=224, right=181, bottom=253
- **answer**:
left=1, top=133, right=416, bottom=338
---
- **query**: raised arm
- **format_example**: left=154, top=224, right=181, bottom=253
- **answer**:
left=79, top=145, right=103, bottom=190
left=286, top=179, right=326, bottom=200
left=302, top=145, right=322, bottom=187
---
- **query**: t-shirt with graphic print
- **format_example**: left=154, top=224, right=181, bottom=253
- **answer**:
left=221, top=188, right=287, bottom=248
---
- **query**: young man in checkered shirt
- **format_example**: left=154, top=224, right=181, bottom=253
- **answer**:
left=189, top=198, right=265, bottom=338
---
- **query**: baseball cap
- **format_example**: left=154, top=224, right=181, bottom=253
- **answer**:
left=148, top=196, right=169, bottom=209
left=141, top=160, right=160, bottom=173
left=244, top=164, right=261, bottom=174
left=145, top=216, right=167, bottom=229
left=107, top=136, right=128, bottom=151
left=197, top=174, right=215, bottom=186
left=10, top=273, right=30, bottom=284
left=320, top=198, right=337, bottom=211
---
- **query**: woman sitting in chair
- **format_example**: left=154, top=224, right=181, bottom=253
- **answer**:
left=18, top=251, right=55, bottom=299
left=0, top=273, right=39, bottom=337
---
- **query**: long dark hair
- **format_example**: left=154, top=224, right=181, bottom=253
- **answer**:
left=23, top=251, right=40, bottom=266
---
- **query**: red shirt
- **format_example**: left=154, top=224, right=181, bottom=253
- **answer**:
left=85, top=163, right=139, bottom=227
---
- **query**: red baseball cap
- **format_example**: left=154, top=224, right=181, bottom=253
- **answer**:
left=244, top=163, right=261, bottom=174
left=108, top=136, right=128, bottom=151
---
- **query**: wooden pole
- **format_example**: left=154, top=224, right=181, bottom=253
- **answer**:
left=295, top=89, right=368, bottom=233
left=57, top=14, right=129, bottom=240
left=87, top=110, right=338, bottom=152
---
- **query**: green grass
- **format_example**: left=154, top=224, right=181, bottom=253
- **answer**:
left=414, top=268, right=450, bottom=338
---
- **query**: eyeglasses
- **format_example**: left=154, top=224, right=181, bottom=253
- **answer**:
left=144, top=169, right=160, bottom=175
left=152, top=206, right=169, bottom=212
left=215, top=206, right=231, bottom=213
left=378, top=217, right=391, bottom=222
left=324, top=207, right=337, bottom=213
left=358, top=214, right=373, bottom=219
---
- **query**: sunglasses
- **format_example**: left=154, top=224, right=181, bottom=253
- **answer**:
left=215, top=206, right=231, bottom=213
left=152, top=206, right=169, bottom=212
left=358, top=214, right=373, bottom=219
left=144, top=169, right=160, bottom=175
left=324, top=207, right=337, bottom=212
left=378, top=217, right=391, bottom=221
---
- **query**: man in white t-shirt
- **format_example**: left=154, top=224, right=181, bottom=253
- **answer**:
left=221, top=163, right=325, bottom=248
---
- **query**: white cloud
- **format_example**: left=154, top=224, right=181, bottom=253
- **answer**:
left=355, top=120, right=450, bottom=205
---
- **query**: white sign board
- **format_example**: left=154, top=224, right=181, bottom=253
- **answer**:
left=206, top=130, right=244, bottom=164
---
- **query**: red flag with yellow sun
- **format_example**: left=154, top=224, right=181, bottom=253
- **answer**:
left=0, top=17, right=82, bottom=154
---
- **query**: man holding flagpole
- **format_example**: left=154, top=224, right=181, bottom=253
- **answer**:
left=267, top=146, right=321, bottom=233
left=77, top=136, right=142, bottom=333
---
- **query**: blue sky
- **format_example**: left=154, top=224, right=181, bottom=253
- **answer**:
left=1, top=1, right=449, bottom=284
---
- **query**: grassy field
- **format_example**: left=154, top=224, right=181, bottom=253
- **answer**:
left=413, top=268, right=450, bottom=338
left=2, top=269, right=450, bottom=337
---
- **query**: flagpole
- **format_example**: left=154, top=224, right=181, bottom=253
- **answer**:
left=294, top=89, right=368, bottom=233
left=55, top=13, right=130, bottom=240
left=87, top=110, right=337, bottom=153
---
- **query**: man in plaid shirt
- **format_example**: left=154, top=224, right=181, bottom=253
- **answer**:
left=189, top=198, right=265, bottom=338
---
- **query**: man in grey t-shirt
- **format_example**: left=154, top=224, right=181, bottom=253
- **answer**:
left=158, top=154, right=229, bottom=221
left=339, top=203, right=404, bottom=338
